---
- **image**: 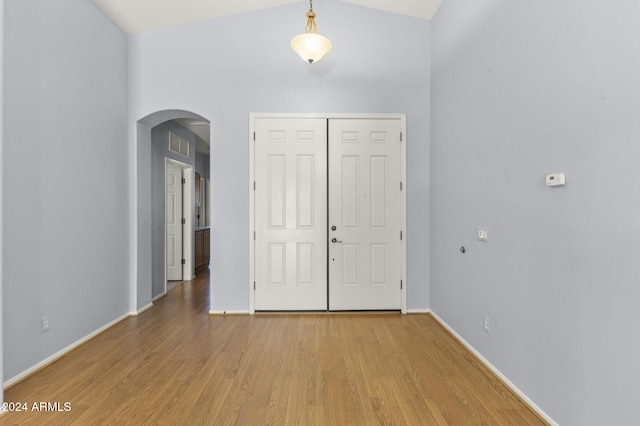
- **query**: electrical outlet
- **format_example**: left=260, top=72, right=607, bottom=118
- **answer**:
left=477, top=228, right=489, bottom=242
left=41, top=316, right=51, bottom=333
left=483, top=316, right=491, bottom=334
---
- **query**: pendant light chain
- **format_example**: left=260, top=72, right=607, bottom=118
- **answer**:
left=305, top=0, right=317, bottom=34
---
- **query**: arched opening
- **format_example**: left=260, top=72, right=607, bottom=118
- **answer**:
left=132, top=109, right=211, bottom=313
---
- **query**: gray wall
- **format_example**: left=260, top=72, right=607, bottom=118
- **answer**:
left=431, top=1, right=640, bottom=424
left=0, top=0, right=5, bottom=403
left=129, top=0, right=431, bottom=312
left=2, top=0, right=128, bottom=381
left=150, top=120, right=197, bottom=298
left=195, top=151, right=209, bottom=181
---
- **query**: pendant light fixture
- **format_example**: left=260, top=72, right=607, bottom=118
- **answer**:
left=290, top=0, right=332, bottom=64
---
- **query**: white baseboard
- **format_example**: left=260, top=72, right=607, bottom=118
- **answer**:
left=209, top=310, right=250, bottom=315
left=407, top=308, right=431, bottom=314
left=4, top=312, right=131, bottom=389
left=429, top=312, right=557, bottom=426
left=210, top=310, right=429, bottom=315
left=130, top=302, right=153, bottom=316
left=152, top=292, right=166, bottom=302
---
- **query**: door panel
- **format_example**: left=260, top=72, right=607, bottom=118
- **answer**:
left=166, top=163, right=183, bottom=281
left=254, top=118, right=328, bottom=310
left=328, top=119, right=403, bottom=310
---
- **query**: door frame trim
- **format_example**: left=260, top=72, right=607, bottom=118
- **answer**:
left=164, top=157, right=194, bottom=293
left=248, top=113, right=407, bottom=314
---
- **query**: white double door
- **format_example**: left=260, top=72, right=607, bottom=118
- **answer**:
left=254, top=117, right=404, bottom=311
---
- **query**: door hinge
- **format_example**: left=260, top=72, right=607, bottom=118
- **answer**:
left=253, top=131, right=256, bottom=141
left=182, top=218, right=186, bottom=225
left=400, top=181, right=403, bottom=191
left=254, top=281, right=256, bottom=290
left=401, top=280, right=403, bottom=290
left=181, top=259, right=186, bottom=265
left=182, top=178, right=186, bottom=184
left=400, top=231, right=403, bottom=240
left=254, top=231, right=256, bottom=240
left=400, top=132, right=403, bottom=142
left=253, top=181, right=256, bottom=190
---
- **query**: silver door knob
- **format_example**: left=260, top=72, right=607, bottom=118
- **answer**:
left=331, top=238, right=342, bottom=243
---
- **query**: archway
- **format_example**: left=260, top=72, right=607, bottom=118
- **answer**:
left=132, top=109, right=211, bottom=313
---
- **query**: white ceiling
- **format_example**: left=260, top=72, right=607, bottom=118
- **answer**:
left=93, top=0, right=443, bottom=34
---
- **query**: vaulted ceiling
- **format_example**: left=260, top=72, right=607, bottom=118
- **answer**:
left=93, top=0, right=443, bottom=34
left=92, top=0, right=442, bottom=150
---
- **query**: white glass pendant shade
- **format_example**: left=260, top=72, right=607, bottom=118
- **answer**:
left=291, top=33, right=332, bottom=64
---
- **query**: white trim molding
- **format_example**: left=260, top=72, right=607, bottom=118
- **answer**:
left=429, top=312, right=558, bottom=426
left=152, top=292, right=167, bottom=302
left=209, top=310, right=251, bottom=316
left=3, top=313, right=131, bottom=389
left=131, top=303, right=153, bottom=316
left=407, top=308, right=431, bottom=314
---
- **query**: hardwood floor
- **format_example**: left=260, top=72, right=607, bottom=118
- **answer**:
left=2, top=269, right=546, bottom=425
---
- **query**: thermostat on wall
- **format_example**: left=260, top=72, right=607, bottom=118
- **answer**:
left=546, top=173, right=566, bottom=187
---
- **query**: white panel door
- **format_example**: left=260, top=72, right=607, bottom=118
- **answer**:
left=166, top=162, right=183, bottom=281
left=254, top=118, right=328, bottom=310
left=328, top=119, right=403, bottom=310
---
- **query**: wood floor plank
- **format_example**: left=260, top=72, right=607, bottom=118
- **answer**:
left=1, top=269, right=548, bottom=425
